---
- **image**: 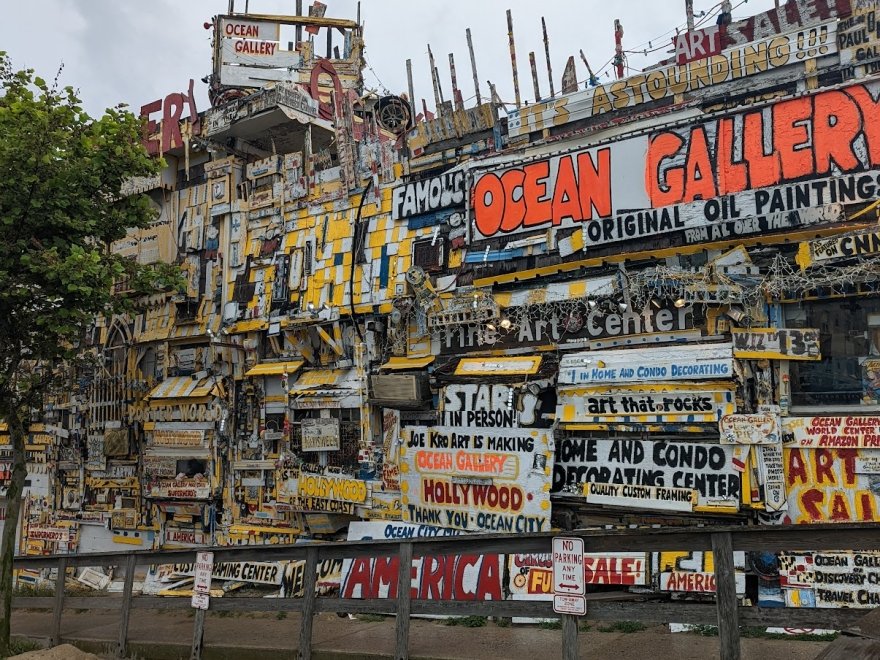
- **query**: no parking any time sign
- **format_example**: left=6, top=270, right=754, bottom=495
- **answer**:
left=553, top=536, right=586, bottom=616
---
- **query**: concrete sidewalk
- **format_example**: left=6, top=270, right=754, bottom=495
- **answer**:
left=11, top=609, right=831, bottom=659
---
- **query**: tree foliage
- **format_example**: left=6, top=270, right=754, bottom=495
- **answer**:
left=0, top=52, right=178, bottom=653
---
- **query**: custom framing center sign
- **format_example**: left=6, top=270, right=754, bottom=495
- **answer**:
left=399, top=427, right=554, bottom=533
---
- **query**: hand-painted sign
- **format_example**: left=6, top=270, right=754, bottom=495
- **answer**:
left=508, top=552, right=648, bottom=602
left=407, top=103, right=497, bottom=152
left=391, top=171, right=465, bottom=220
left=506, top=21, right=838, bottom=138
left=732, top=328, right=821, bottom=360
left=720, top=413, right=780, bottom=444
left=839, top=1, right=880, bottom=80
left=27, top=526, right=69, bottom=543
left=554, top=437, right=741, bottom=511
left=783, top=446, right=880, bottom=522
left=779, top=551, right=880, bottom=608
left=559, top=344, right=733, bottom=385
left=438, top=304, right=693, bottom=354
left=478, top=81, right=880, bottom=247
left=782, top=416, right=880, bottom=447
left=585, top=482, right=695, bottom=512
left=656, top=551, right=747, bottom=594
left=150, top=429, right=205, bottom=448
left=340, top=521, right=504, bottom=600
left=400, top=427, right=553, bottom=533
left=441, top=384, right=540, bottom=428
left=297, top=473, right=367, bottom=504
left=140, top=80, right=199, bottom=156
left=556, top=384, right=736, bottom=424
left=146, top=481, right=211, bottom=500
left=759, top=441, right=787, bottom=511
left=682, top=203, right=843, bottom=245
left=797, top=230, right=880, bottom=269
left=300, top=418, right=341, bottom=452
left=673, top=25, right=725, bottom=64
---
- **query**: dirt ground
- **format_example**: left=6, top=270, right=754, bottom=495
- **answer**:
left=8, top=644, right=102, bottom=660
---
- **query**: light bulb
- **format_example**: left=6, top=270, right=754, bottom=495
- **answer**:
left=674, top=298, right=686, bottom=308
left=500, top=318, right=512, bottom=330
left=486, top=323, right=496, bottom=331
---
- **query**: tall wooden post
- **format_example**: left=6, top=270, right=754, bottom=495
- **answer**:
left=542, top=17, right=555, bottom=98
left=115, top=554, right=137, bottom=659
left=712, top=532, right=741, bottom=660
left=395, top=542, right=413, bottom=660
left=507, top=9, right=522, bottom=108
left=298, top=547, right=318, bottom=660
left=51, top=556, right=67, bottom=647
left=466, top=28, right=482, bottom=105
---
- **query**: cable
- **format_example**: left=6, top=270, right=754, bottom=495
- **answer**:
left=349, top=177, right=374, bottom=343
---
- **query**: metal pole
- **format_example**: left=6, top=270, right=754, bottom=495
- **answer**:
left=449, top=52, right=464, bottom=111
left=542, top=17, right=555, bottom=98
left=507, top=9, right=522, bottom=108
left=529, top=52, right=541, bottom=102
left=406, top=58, right=416, bottom=112
left=466, top=28, right=482, bottom=105
left=296, top=0, right=303, bottom=44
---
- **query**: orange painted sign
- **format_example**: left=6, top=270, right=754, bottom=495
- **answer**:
left=472, top=82, right=880, bottom=246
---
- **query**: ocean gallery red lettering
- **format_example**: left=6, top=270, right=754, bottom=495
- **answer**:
left=473, top=149, right=612, bottom=236
left=647, top=85, right=880, bottom=206
left=224, top=22, right=262, bottom=38
left=421, top=479, right=524, bottom=512
left=233, top=40, right=277, bottom=56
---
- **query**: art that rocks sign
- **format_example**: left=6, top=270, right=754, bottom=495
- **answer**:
left=555, top=384, right=735, bottom=424
left=399, top=427, right=553, bottom=533
left=553, top=437, right=741, bottom=512
left=340, top=521, right=503, bottom=600
left=475, top=81, right=880, bottom=249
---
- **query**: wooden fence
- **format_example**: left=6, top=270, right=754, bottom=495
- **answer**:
left=12, top=523, right=880, bottom=660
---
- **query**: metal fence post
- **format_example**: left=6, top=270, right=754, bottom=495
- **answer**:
left=395, top=542, right=413, bottom=660
left=51, top=556, right=67, bottom=647
left=116, top=553, right=137, bottom=659
left=297, top=546, right=318, bottom=660
left=712, top=531, right=740, bottom=660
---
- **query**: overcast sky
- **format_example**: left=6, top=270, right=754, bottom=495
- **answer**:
left=1, top=0, right=779, bottom=117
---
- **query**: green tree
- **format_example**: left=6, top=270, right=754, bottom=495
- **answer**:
left=0, top=53, right=177, bottom=653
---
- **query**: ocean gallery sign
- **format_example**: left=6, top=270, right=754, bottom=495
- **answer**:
left=438, top=303, right=693, bottom=354
left=472, top=81, right=880, bottom=246
left=553, top=437, right=741, bottom=512
left=399, top=427, right=553, bottom=533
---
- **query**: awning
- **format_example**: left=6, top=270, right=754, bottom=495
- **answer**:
left=288, top=369, right=361, bottom=408
left=454, top=356, right=542, bottom=377
left=147, top=376, right=218, bottom=400
left=380, top=356, right=435, bottom=371
left=245, top=360, right=305, bottom=377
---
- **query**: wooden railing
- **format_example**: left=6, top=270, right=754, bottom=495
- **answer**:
left=12, top=523, right=880, bottom=660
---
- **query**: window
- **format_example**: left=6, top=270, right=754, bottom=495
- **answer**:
left=175, top=459, right=207, bottom=478
left=787, top=298, right=880, bottom=407
left=413, top=238, right=445, bottom=272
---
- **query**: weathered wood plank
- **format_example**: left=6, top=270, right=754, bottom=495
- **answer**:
left=712, top=532, right=740, bottom=660
left=562, top=614, right=579, bottom=660
left=297, top=547, right=318, bottom=660
left=395, top=542, right=413, bottom=660
left=190, top=607, right=206, bottom=660
left=51, top=557, right=67, bottom=647
left=116, top=553, right=137, bottom=659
